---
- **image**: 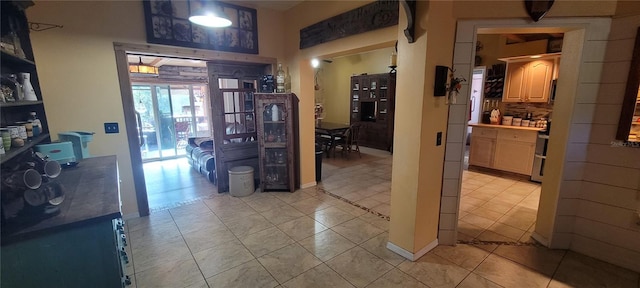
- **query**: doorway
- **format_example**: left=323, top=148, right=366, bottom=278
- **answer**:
left=440, top=17, right=611, bottom=248
left=126, top=54, right=217, bottom=211
left=132, top=83, right=211, bottom=161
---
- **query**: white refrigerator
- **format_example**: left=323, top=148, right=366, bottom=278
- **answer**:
left=467, top=67, right=486, bottom=143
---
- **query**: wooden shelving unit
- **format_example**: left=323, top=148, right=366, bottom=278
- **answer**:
left=1, top=1, right=51, bottom=164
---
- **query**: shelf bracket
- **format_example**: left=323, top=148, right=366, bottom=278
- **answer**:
left=400, top=0, right=417, bottom=43
left=28, top=22, right=63, bottom=32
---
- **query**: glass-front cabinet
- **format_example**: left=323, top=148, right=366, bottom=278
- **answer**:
left=255, top=93, right=298, bottom=192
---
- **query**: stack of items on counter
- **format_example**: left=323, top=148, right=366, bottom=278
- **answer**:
left=1, top=149, right=65, bottom=225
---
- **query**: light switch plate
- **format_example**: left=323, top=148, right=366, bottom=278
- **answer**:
left=104, top=122, right=119, bottom=134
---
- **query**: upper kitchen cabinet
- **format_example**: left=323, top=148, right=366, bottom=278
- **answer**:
left=501, top=53, right=560, bottom=103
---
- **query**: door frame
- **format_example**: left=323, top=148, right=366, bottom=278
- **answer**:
left=442, top=17, right=611, bottom=247
left=113, top=42, right=275, bottom=217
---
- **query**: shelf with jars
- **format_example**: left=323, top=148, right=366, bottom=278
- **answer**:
left=255, top=93, right=299, bottom=192
left=1, top=1, right=51, bottom=163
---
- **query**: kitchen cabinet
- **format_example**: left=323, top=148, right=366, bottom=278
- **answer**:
left=350, top=73, right=396, bottom=151
left=1, top=1, right=51, bottom=165
left=255, top=93, right=298, bottom=192
left=493, top=129, right=536, bottom=175
left=501, top=53, right=560, bottom=103
left=469, top=126, right=496, bottom=168
left=1, top=156, right=130, bottom=288
left=469, top=125, right=539, bottom=175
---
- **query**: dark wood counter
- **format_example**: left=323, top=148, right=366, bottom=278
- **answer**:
left=1, top=155, right=121, bottom=245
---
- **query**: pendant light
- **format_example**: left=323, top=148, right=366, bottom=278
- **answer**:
left=129, top=57, right=159, bottom=77
left=189, top=1, right=232, bottom=28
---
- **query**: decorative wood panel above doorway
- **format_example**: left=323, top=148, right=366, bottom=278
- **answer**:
left=142, top=0, right=259, bottom=54
left=299, top=0, right=399, bottom=49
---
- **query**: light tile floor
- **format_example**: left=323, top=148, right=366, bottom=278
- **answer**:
left=126, top=187, right=640, bottom=287
left=319, top=147, right=541, bottom=244
left=128, top=147, right=639, bottom=287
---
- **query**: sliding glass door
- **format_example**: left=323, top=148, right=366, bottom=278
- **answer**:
left=132, top=83, right=211, bottom=161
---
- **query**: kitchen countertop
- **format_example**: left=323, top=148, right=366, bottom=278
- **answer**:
left=469, top=123, right=544, bottom=132
left=1, top=155, right=121, bottom=245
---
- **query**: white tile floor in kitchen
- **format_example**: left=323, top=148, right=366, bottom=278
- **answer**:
left=125, top=147, right=639, bottom=287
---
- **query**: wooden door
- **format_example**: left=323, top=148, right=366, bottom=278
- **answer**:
left=503, top=61, right=528, bottom=102
left=208, top=62, right=266, bottom=191
left=526, top=59, right=554, bottom=102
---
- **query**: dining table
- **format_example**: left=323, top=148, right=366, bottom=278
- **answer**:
left=315, top=121, right=350, bottom=158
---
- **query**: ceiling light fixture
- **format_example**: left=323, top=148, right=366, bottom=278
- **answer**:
left=189, top=1, right=232, bottom=28
left=129, top=57, right=159, bottom=77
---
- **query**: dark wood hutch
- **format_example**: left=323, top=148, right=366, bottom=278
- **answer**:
left=349, top=73, right=396, bottom=151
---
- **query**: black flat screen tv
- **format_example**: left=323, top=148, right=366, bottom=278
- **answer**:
left=361, top=102, right=376, bottom=122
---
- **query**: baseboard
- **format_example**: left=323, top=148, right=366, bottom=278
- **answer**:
left=301, top=181, right=317, bottom=189
left=531, top=231, right=549, bottom=246
left=386, top=238, right=439, bottom=261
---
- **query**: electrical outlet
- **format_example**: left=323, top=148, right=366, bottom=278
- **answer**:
left=104, top=122, right=119, bottom=134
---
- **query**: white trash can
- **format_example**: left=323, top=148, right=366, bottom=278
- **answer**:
left=228, top=166, right=255, bottom=197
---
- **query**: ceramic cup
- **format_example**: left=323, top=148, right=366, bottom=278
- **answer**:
left=7, top=126, right=19, bottom=139
left=0, top=129, right=11, bottom=151
left=16, top=121, right=33, bottom=138
left=14, top=125, right=27, bottom=140
left=5, top=169, right=42, bottom=190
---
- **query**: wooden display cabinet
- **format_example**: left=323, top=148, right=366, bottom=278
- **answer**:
left=255, top=93, right=299, bottom=192
left=349, top=73, right=396, bottom=151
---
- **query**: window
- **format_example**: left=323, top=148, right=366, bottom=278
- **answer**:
left=219, top=78, right=257, bottom=143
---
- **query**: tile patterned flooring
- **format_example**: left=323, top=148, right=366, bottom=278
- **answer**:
left=144, top=158, right=218, bottom=211
left=129, top=148, right=640, bottom=287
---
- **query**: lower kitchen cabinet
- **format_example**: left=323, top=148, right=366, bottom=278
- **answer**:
left=1, top=218, right=130, bottom=288
left=1, top=156, right=129, bottom=288
left=469, top=125, right=538, bottom=175
left=469, top=131, right=496, bottom=168
left=493, top=138, right=535, bottom=175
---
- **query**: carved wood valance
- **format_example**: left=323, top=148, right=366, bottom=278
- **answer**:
left=299, top=0, right=399, bottom=49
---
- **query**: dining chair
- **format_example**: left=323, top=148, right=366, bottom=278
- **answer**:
left=333, top=123, right=361, bottom=158
left=174, top=120, right=191, bottom=149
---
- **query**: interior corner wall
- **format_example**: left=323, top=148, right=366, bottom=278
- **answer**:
left=387, top=0, right=456, bottom=253
left=27, top=1, right=285, bottom=216
left=321, top=47, right=395, bottom=124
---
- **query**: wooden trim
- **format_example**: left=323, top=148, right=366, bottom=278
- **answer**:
left=616, top=27, right=640, bottom=141
left=113, top=48, right=150, bottom=217
left=114, top=42, right=275, bottom=65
